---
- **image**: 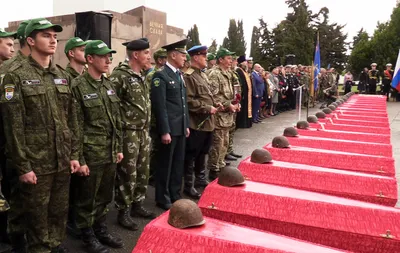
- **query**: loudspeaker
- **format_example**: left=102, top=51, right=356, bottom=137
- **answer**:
left=285, top=54, right=296, bottom=65
left=75, top=11, right=113, bottom=48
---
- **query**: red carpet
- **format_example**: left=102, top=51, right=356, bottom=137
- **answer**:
left=132, top=212, right=347, bottom=253
left=199, top=181, right=400, bottom=253
left=263, top=144, right=395, bottom=177
left=238, top=158, right=397, bottom=206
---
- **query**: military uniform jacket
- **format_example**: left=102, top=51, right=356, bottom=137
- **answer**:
left=65, top=63, right=81, bottom=79
left=110, top=62, right=151, bottom=130
left=0, top=56, right=80, bottom=176
left=368, top=70, right=380, bottom=85
left=319, top=74, right=329, bottom=89
left=207, top=65, right=234, bottom=129
left=0, top=51, right=28, bottom=84
left=151, top=64, right=189, bottom=136
left=383, top=69, right=394, bottom=85
left=184, top=67, right=215, bottom=132
left=72, top=72, right=122, bottom=166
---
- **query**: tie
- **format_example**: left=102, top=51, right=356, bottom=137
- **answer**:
left=176, top=70, right=182, bottom=84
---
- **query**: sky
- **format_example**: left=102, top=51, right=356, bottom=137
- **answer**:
left=0, top=0, right=397, bottom=55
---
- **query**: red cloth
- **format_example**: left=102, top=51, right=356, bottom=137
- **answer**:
left=321, top=123, right=390, bottom=135
left=328, top=113, right=388, bottom=122
left=331, top=118, right=389, bottom=128
left=199, top=181, right=400, bottom=253
left=238, top=157, right=397, bottom=206
left=263, top=144, right=395, bottom=177
left=296, top=128, right=390, bottom=144
left=132, top=212, right=347, bottom=253
left=286, top=135, right=392, bottom=157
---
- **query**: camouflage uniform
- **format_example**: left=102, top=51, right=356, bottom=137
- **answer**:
left=227, top=69, right=240, bottom=155
left=110, top=62, right=151, bottom=210
left=0, top=56, right=80, bottom=253
left=318, top=74, right=329, bottom=101
left=71, top=72, right=122, bottom=229
left=207, top=65, right=234, bottom=172
left=65, top=62, right=81, bottom=79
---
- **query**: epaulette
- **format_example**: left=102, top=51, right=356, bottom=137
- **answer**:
left=156, top=66, right=165, bottom=72
left=8, top=62, right=22, bottom=72
left=185, top=68, right=195, bottom=75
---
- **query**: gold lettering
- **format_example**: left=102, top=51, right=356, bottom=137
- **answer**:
left=149, top=21, right=164, bottom=35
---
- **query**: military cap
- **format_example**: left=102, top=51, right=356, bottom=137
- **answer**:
left=25, top=18, right=62, bottom=38
left=153, top=48, right=167, bottom=60
left=283, top=127, right=299, bottom=137
left=123, top=38, right=150, bottom=51
left=168, top=199, right=205, bottom=229
left=16, top=20, right=30, bottom=40
left=207, top=53, right=216, bottom=61
left=85, top=40, right=116, bottom=57
left=316, top=111, right=326, bottom=119
left=218, top=166, right=245, bottom=187
left=216, top=47, right=235, bottom=59
left=187, top=45, right=208, bottom=56
left=272, top=136, right=290, bottom=148
left=250, top=149, right=272, bottom=164
left=386, top=63, right=392, bottom=67
left=296, top=121, right=310, bottom=130
left=162, top=39, right=188, bottom=54
left=371, top=63, right=377, bottom=66
left=0, top=28, right=16, bottom=39
left=237, top=55, right=247, bottom=64
left=64, top=37, right=88, bottom=54
left=307, top=115, right=318, bottom=123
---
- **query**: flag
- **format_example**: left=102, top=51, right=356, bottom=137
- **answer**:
left=391, top=49, right=400, bottom=92
left=327, top=64, right=331, bottom=69
left=313, top=34, right=321, bottom=90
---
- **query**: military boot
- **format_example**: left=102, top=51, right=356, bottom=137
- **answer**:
left=183, top=160, right=201, bottom=199
left=8, top=233, right=27, bottom=253
left=130, top=202, right=156, bottom=219
left=209, top=170, right=220, bottom=181
left=194, top=154, right=209, bottom=188
left=93, top=216, right=124, bottom=248
left=117, top=209, right=139, bottom=231
left=0, top=243, right=11, bottom=253
left=81, top=228, right=109, bottom=253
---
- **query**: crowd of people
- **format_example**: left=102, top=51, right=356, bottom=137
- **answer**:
left=0, top=16, right=394, bottom=253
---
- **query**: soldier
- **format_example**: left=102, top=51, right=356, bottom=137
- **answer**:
left=0, top=29, right=16, bottom=67
left=368, top=63, right=380, bottom=94
left=71, top=40, right=124, bottom=253
left=207, top=48, right=238, bottom=180
left=318, top=68, right=329, bottom=103
left=147, top=48, right=167, bottom=185
left=151, top=39, right=190, bottom=210
left=183, top=45, right=220, bottom=199
left=64, top=37, right=88, bottom=78
left=0, top=18, right=80, bottom=253
left=110, top=39, right=156, bottom=232
left=0, top=20, right=30, bottom=253
left=206, top=53, right=216, bottom=70
left=382, top=63, right=394, bottom=101
left=358, top=67, right=369, bottom=94
left=181, top=54, right=191, bottom=73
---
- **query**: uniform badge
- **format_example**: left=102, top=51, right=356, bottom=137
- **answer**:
left=128, top=77, right=137, bottom=83
left=83, top=93, right=99, bottom=100
left=4, top=85, right=15, bottom=101
left=22, top=80, right=40, bottom=85
left=153, top=78, right=160, bottom=87
left=107, top=90, right=115, bottom=95
left=54, top=79, right=68, bottom=85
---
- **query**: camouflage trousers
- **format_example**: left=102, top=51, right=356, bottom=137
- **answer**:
left=208, top=128, right=230, bottom=172
left=115, top=129, right=150, bottom=210
left=149, top=129, right=159, bottom=181
left=20, top=169, right=70, bottom=253
left=227, top=113, right=237, bottom=154
left=73, top=163, right=116, bottom=229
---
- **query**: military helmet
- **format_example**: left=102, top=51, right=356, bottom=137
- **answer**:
left=332, top=102, right=338, bottom=107
left=307, top=115, right=318, bottom=123
left=218, top=166, right=245, bottom=187
left=322, top=108, right=332, bottom=114
left=272, top=136, right=290, bottom=148
left=339, top=99, right=344, bottom=104
left=250, top=149, right=273, bottom=164
left=296, top=121, right=310, bottom=129
left=328, top=105, right=336, bottom=111
left=283, top=127, right=299, bottom=137
left=316, top=111, right=326, bottom=119
left=168, top=199, right=206, bottom=229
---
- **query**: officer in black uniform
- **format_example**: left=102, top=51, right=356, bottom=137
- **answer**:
left=368, top=63, right=380, bottom=94
left=151, top=39, right=190, bottom=210
left=382, top=63, right=394, bottom=101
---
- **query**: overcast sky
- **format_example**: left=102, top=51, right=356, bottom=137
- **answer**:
left=0, top=0, right=397, bottom=54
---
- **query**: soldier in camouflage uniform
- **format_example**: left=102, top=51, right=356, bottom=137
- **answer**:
left=0, top=18, right=81, bottom=253
left=71, top=40, right=124, bottom=253
left=207, top=48, right=238, bottom=180
left=64, top=37, right=88, bottom=79
left=318, top=68, right=328, bottom=102
left=147, top=49, right=167, bottom=185
left=110, top=39, right=156, bottom=232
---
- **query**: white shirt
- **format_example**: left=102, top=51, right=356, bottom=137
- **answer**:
left=166, top=61, right=178, bottom=73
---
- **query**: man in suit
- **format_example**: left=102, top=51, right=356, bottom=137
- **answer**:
left=151, top=39, right=190, bottom=210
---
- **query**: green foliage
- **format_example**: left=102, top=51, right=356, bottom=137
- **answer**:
left=222, top=19, right=247, bottom=55
left=186, top=24, right=201, bottom=49
left=208, top=39, right=218, bottom=54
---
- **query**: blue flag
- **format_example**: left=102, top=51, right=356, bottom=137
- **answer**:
left=313, top=39, right=321, bottom=90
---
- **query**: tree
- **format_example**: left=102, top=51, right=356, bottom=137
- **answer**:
left=208, top=39, right=218, bottom=54
left=351, top=28, right=369, bottom=49
left=258, top=18, right=275, bottom=68
left=222, top=19, right=246, bottom=55
left=250, top=26, right=262, bottom=62
left=186, top=24, right=201, bottom=49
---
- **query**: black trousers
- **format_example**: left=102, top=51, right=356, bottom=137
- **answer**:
left=155, top=135, right=185, bottom=206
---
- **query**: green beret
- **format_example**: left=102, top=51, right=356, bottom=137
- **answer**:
left=207, top=53, right=216, bottom=61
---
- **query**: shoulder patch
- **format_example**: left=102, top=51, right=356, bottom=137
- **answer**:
left=4, top=84, right=15, bottom=101
left=153, top=78, right=161, bottom=87
left=185, top=68, right=195, bottom=75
